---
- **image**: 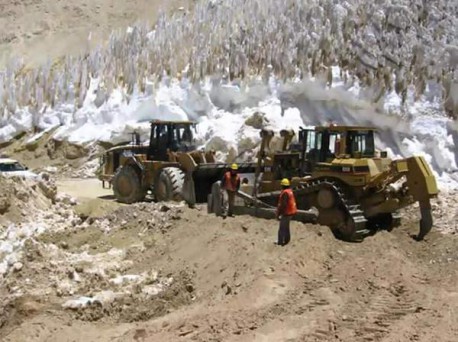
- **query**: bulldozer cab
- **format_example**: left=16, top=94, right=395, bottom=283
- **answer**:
left=148, top=121, right=197, bottom=161
left=299, top=126, right=377, bottom=172
left=273, top=153, right=301, bottom=179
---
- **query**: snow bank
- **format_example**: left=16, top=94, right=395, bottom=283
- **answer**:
left=4, top=70, right=456, bottom=189
left=0, top=223, right=46, bottom=276
left=61, top=271, right=173, bottom=309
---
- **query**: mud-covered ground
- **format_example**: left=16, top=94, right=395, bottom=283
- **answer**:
left=1, top=175, right=458, bottom=342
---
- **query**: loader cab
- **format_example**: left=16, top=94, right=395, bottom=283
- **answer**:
left=147, top=121, right=197, bottom=160
left=272, top=153, right=301, bottom=180
left=299, top=125, right=377, bottom=172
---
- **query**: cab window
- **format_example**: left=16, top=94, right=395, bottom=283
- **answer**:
left=346, top=130, right=375, bottom=156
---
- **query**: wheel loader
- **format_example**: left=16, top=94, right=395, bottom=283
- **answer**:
left=98, top=120, right=257, bottom=205
left=208, top=125, right=439, bottom=242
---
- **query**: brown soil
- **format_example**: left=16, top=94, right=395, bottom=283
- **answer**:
left=0, top=0, right=189, bottom=68
left=56, top=178, right=114, bottom=203
left=1, top=189, right=458, bottom=342
left=0, top=175, right=55, bottom=225
left=0, top=130, right=101, bottom=176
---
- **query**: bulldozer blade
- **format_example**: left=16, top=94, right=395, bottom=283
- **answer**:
left=236, top=190, right=275, bottom=209
left=416, top=201, right=433, bottom=241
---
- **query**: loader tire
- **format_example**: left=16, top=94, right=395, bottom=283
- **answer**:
left=113, top=165, right=146, bottom=204
left=155, top=167, right=185, bottom=202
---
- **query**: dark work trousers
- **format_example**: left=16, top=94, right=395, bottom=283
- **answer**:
left=278, top=215, right=292, bottom=246
left=222, top=190, right=236, bottom=217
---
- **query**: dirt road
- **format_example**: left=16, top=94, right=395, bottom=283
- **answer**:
left=1, top=177, right=458, bottom=342
left=56, top=178, right=112, bottom=202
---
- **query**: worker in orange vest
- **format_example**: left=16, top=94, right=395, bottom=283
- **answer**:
left=221, top=163, right=241, bottom=218
left=276, top=178, right=297, bottom=246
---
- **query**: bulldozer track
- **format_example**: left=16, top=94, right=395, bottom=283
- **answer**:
left=293, top=178, right=368, bottom=240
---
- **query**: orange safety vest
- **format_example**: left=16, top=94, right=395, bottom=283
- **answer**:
left=277, top=188, right=297, bottom=216
left=223, top=171, right=240, bottom=192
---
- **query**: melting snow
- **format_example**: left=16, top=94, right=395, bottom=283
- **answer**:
left=0, top=69, right=456, bottom=190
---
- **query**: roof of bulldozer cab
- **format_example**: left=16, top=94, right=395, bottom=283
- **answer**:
left=150, top=120, right=196, bottom=125
left=314, top=125, right=377, bottom=133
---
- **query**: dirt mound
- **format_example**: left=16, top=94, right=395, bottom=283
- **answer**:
left=0, top=296, right=45, bottom=333
left=0, top=174, right=56, bottom=224
left=0, top=0, right=184, bottom=68
left=403, top=190, right=458, bottom=235
left=0, top=200, right=191, bottom=337
left=0, top=130, right=104, bottom=181
left=67, top=269, right=194, bottom=323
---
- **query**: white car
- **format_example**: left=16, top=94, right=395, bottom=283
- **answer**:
left=0, top=158, right=38, bottom=179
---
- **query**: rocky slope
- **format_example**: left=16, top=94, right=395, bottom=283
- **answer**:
left=0, top=0, right=186, bottom=67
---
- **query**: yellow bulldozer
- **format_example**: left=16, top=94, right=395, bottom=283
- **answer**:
left=208, top=125, right=439, bottom=242
left=98, top=120, right=257, bottom=205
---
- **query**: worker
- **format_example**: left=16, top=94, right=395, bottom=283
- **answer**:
left=221, top=163, right=241, bottom=218
left=276, top=178, right=297, bottom=246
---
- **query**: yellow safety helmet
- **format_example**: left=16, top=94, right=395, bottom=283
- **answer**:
left=231, top=163, right=238, bottom=170
left=280, top=178, right=290, bottom=186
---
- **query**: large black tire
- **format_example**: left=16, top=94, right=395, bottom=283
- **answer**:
left=112, top=165, right=146, bottom=204
left=154, top=167, right=185, bottom=202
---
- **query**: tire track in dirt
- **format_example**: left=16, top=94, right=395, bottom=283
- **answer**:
left=296, top=284, right=419, bottom=341
left=145, top=276, right=332, bottom=341
left=5, top=198, right=458, bottom=342
left=335, top=281, right=420, bottom=342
